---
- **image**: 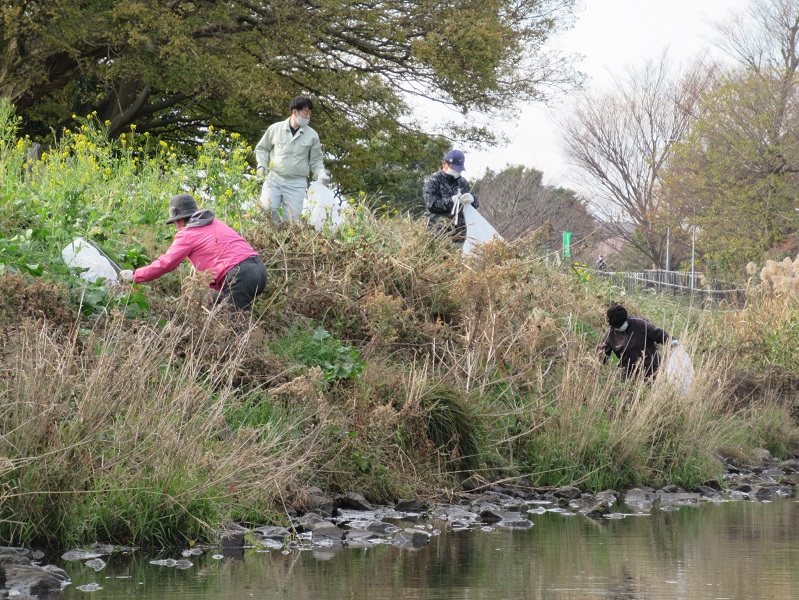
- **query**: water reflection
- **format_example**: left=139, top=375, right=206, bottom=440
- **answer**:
left=60, top=498, right=798, bottom=599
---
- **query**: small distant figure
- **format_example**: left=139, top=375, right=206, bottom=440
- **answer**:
left=598, top=303, right=678, bottom=379
left=595, top=255, right=608, bottom=271
left=422, top=149, right=480, bottom=247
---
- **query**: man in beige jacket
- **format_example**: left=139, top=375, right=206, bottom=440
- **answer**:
left=255, top=95, right=328, bottom=224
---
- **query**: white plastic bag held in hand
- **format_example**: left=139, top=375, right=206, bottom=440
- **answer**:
left=62, top=237, right=119, bottom=283
left=303, top=181, right=341, bottom=230
left=462, top=205, right=503, bottom=255
left=664, top=344, right=694, bottom=396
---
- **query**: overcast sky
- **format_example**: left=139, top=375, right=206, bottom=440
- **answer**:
left=460, top=0, right=750, bottom=188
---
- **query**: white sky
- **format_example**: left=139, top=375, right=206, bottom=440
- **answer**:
left=460, top=0, right=750, bottom=188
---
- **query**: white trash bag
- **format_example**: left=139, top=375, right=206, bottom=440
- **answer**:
left=304, top=182, right=342, bottom=230
left=462, top=204, right=503, bottom=255
left=664, top=344, right=694, bottom=396
left=62, top=237, right=119, bottom=283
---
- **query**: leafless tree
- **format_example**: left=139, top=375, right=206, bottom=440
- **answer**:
left=712, top=0, right=799, bottom=176
left=559, top=55, right=716, bottom=268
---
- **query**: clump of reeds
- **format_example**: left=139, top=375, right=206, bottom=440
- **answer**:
left=759, top=256, right=799, bottom=296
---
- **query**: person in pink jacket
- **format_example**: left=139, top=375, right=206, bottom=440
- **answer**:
left=120, top=194, right=267, bottom=310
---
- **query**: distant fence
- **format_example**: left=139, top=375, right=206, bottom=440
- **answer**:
left=592, top=269, right=747, bottom=305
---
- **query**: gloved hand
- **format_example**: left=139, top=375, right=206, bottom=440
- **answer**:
left=119, top=269, right=134, bottom=282
left=460, top=192, right=475, bottom=205
left=671, top=339, right=680, bottom=346
left=316, top=169, right=331, bottom=185
left=256, top=166, right=266, bottom=178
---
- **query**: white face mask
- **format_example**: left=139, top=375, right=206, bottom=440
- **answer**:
left=615, top=321, right=629, bottom=332
left=445, top=167, right=461, bottom=177
left=296, top=115, right=310, bottom=127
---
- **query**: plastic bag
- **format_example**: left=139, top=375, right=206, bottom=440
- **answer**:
left=664, top=345, right=694, bottom=396
left=304, top=182, right=342, bottom=230
left=62, top=237, right=119, bottom=283
left=462, top=204, right=503, bottom=255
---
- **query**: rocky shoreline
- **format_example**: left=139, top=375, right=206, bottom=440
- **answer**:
left=3, top=449, right=797, bottom=598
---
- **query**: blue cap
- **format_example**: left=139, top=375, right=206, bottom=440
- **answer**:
left=443, top=149, right=466, bottom=171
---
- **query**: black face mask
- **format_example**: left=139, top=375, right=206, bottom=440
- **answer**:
left=613, top=321, right=629, bottom=332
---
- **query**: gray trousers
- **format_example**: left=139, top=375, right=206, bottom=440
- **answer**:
left=206, top=256, right=268, bottom=310
left=260, top=174, right=308, bottom=224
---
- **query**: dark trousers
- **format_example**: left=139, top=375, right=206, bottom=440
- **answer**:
left=206, top=255, right=268, bottom=310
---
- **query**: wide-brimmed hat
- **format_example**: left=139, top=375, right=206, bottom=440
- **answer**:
left=165, top=194, right=199, bottom=224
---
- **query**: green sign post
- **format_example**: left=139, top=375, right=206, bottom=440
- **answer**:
left=563, top=231, right=572, bottom=258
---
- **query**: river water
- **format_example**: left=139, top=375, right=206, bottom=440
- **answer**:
left=59, top=497, right=797, bottom=599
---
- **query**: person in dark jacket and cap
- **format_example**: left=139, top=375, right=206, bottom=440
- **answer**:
left=422, top=149, right=480, bottom=246
left=598, top=303, right=678, bottom=379
left=119, top=194, right=268, bottom=310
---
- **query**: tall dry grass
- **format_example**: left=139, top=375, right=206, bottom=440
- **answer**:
left=0, top=305, right=328, bottom=547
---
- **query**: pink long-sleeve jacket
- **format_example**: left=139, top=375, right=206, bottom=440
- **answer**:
left=133, top=210, right=258, bottom=290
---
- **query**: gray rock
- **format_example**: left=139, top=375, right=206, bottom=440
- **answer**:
left=335, top=492, right=373, bottom=511
left=754, top=487, right=774, bottom=501
left=40, top=565, right=70, bottom=583
left=395, top=498, right=429, bottom=512
left=658, top=493, right=702, bottom=507
left=297, top=512, right=327, bottom=528
left=220, top=531, right=246, bottom=549
left=257, top=537, right=284, bottom=550
left=253, top=526, right=291, bottom=540
left=695, top=485, right=721, bottom=498
left=479, top=508, right=505, bottom=524
left=469, top=500, right=501, bottom=514
left=310, top=522, right=344, bottom=544
left=4, top=563, right=64, bottom=600
left=624, top=488, right=655, bottom=511
left=343, top=530, right=378, bottom=547
left=750, top=448, right=774, bottom=465
left=457, top=475, right=484, bottom=492
left=594, top=490, right=619, bottom=504
left=780, top=473, right=799, bottom=486
left=365, top=521, right=400, bottom=535
left=583, top=502, right=612, bottom=519
left=497, top=518, right=534, bottom=529
left=553, top=486, right=582, bottom=500
left=780, top=459, right=799, bottom=473
left=84, top=558, right=106, bottom=572
left=0, top=547, right=32, bottom=566
left=391, top=531, right=430, bottom=549
left=61, top=549, right=104, bottom=562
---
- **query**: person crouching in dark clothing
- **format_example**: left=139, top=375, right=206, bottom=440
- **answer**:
left=422, top=149, right=479, bottom=246
left=598, top=303, right=674, bottom=379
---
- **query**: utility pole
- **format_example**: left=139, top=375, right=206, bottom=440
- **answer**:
left=690, top=226, right=696, bottom=291
left=665, top=226, right=670, bottom=271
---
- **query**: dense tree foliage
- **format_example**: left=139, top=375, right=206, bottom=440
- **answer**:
left=0, top=0, right=579, bottom=197
left=472, top=165, right=596, bottom=249
left=664, top=0, right=799, bottom=278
